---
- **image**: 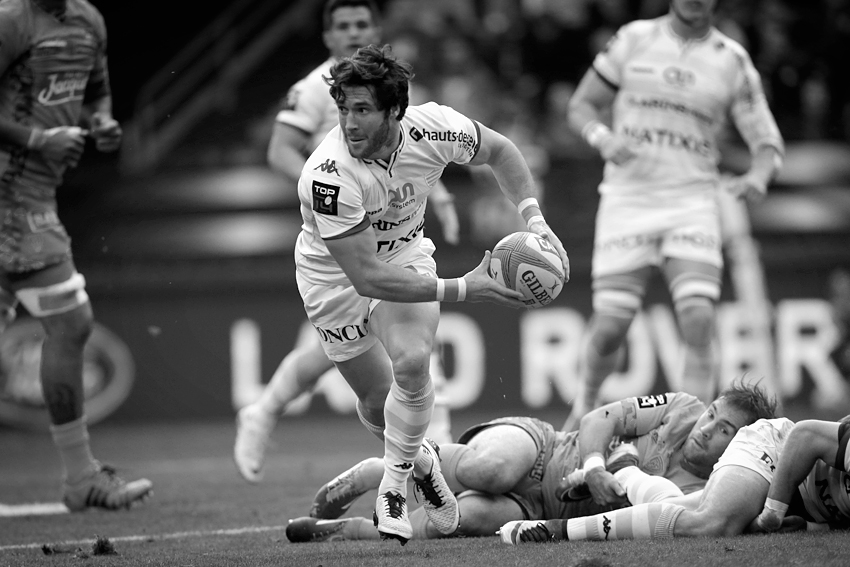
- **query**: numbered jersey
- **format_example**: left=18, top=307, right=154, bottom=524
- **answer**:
left=295, top=102, right=480, bottom=286
left=593, top=15, right=783, bottom=197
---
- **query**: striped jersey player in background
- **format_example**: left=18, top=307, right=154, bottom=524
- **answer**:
left=293, top=43, right=568, bottom=544
left=563, top=0, right=784, bottom=431
left=0, top=0, right=152, bottom=511
left=234, top=0, right=459, bottom=484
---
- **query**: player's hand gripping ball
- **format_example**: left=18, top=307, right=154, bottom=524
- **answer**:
left=489, top=231, right=566, bottom=308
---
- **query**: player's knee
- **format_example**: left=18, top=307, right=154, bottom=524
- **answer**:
left=587, top=314, right=633, bottom=356
left=674, top=296, right=715, bottom=347
left=676, top=511, right=737, bottom=537
left=457, top=453, right=520, bottom=493
left=390, top=344, right=432, bottom=383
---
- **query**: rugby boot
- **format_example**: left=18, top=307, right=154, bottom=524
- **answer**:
left=62, top=463, right=153, bottom=512
left=412, top=438, right=460, bottom=534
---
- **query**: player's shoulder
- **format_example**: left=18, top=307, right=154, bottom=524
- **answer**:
left=613, top=16, right=665, bottom=42
left=0, top=0, right=30, bottom=30
left=303, top=129, right=368, bottom=183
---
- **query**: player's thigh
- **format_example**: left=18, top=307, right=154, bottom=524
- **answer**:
left=459, top=424, right=540, bottom=491
left=454, top=491, right=525, bottom=537
left=370, top=300, right=440, bottom=369
left=676, top=466, right=768, bottom=537
left=333, top=341, right=393, bottom=404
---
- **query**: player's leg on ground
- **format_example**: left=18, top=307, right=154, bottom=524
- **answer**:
left=756, top=420, right=842, bottom=530
left=563, top=268, right=650, bottom=432
left=674, top=465, right=768, bottom=536
left=310, top=457, right=385, bottom=519
left=411, top=491, right=525, bottom=538
left=234, top=337, right=334, bottom=482
left=454, top=425, right=541, bottom=493
left=24, top=263, right=152, bottom=510
left=614, top=465, right=686, bottom=504
left=663, top=258, right=721, bottom=404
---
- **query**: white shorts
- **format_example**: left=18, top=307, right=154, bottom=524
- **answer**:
left=713, top=417, right=795, bottom=483
left=296, top=238, right=437, bottom=362
left=592, top=191, right=722, bottom=278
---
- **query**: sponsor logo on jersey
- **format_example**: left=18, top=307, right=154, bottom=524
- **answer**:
left=388, top=182, right=416, bottom=209
left=409, top=126, right=423, bottom=141
left=376, top=218, right=425, bottom=253
left=314, top=159, right=341, bottom=176
left=760, top=451, right=776, bottom=472
left=419, top=129, right=477, bottom=157
left=26, top=210, right=60, bottom=233
left=314, top=321, right=369, bottom=343
left=637, top=394, right=669, bottom=408
left=663, top=66, right=695, bottom=88
left=621, top=126, right=712, bottom=156
left=311, top=180, right=340, bottom=215
left=37, top=72, right=89, bottom=106
left=625, top=96, right=713, bottom=125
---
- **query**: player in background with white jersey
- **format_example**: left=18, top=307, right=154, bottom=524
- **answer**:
left=294, top=44, right=568, bottom=544
left=563, top=0, right=785, bottom=432
left=751, top=415, right=850, bottom=532
left=284, top=382, right=775, bottom=542
left=0, top=0, right=152, bottom=510
left=234, top=0, right=459, bottom=484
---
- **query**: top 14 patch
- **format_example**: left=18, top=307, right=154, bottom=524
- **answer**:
left=312, top=180, right=340, bottom=215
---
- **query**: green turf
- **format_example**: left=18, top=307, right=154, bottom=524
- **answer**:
left=1, top=413, right=849, bottom=566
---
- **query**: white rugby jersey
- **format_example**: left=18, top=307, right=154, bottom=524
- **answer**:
left=295, top=102, right=480, bottom=285
left=593, top=15, right=783, bottom=196
left=275, top=59, right=338, bottom=152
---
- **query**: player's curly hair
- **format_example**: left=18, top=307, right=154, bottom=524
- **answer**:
left=326, top=44, right=413, bottom=120
left=716, top=377, right=778, bottom=425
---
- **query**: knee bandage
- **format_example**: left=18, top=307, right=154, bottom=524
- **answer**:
left=592, top=289, right=642, bottom=319
left=16, top=273, right=89, bottom=317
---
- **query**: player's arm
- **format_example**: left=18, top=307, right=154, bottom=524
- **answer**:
left=323, top=221, right=525, bottom=307
left=752, top=419, right=844, bottom=532
left=567, top=69, right=636, bottom=165
left=468, top=123, right=569, bottom=278
left=267, top=122, right=312, bottom=183
left=572, top=398, right=634, bottom=506
left=0, top=20, right=86, bottom=163
left=83, top=89, right=122, bottom=153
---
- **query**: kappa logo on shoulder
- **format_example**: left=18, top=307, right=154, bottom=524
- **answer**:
left=312, top=180, right=340, bottom=215
left=314, top=158, right=341, bottom=176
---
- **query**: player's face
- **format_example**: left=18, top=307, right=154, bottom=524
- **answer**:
left=669, top=0, right=716, bottom=31
left=337, top=85, right=399, bottom=161
left=682, top=398, right=751, bottom=471
left=324, top=7, right=381, bottom=59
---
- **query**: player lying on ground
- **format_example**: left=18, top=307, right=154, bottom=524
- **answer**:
left=500, top=414, right=850, bottom=544
left=751, top=415, right=850, bottom=532
left=285, top=382, right=775, bottom=541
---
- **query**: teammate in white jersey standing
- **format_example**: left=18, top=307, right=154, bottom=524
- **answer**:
left=563, top=0, right=785, bottom=430
left=234, top=0, right=459, bottom=483
left=295, top=44, right=569, bottom=544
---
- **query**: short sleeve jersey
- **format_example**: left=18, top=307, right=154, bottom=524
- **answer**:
left=274, top=59, right=338, bottom=153
left=0, top=0, right=108, bottom=191
left=295, top=102, right=480, bottom=286
left=592, top=15, right=783, bottom=196
left=616, top=392, right=708, bottom=493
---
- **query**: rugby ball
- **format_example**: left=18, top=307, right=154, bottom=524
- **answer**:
left=489, top=231, right=565, bottom=308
